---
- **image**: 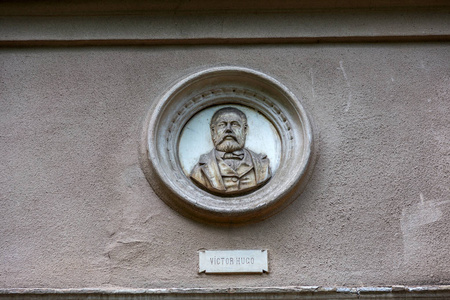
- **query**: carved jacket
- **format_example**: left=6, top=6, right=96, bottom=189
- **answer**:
left=190, top=148, right=271, bottom=194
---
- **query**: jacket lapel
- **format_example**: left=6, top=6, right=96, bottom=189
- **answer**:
left=235, top=149, right=254, bottom=177
left=199, top=150, right=226, bottom=191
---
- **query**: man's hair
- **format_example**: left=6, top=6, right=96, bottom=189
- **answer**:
left=210, top=107, right=247, bottom=127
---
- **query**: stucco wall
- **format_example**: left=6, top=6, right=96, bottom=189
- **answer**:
left=1, top=43, right=449, bottom=288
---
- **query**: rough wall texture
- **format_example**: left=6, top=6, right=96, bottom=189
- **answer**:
left=1, top=44, right=449, bottom=288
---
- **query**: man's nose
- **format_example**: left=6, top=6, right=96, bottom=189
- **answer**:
left=225, top=123, right=233, bottom=132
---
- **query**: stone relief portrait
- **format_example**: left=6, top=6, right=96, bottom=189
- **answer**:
left=190, top=107, right=272, bottom=195
left=145, top=67, right=312, bottom=224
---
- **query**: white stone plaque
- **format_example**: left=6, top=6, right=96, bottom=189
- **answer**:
left=198, top=250, right=268, bottom=274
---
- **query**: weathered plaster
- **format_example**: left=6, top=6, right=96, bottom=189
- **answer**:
left=1, top=44, right=449, bottom=288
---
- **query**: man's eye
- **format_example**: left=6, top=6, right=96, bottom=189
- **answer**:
left=218, top=123, right=226, bottom=128
left=231, top=122, right=241, bottom=127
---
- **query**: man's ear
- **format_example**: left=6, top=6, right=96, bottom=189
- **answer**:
left=244, top=124, right=248, bottom=134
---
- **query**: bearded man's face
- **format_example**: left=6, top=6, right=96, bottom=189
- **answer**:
left=211, top=112, right=247, bottom=153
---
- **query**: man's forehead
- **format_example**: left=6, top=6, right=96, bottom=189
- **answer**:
left=214, top=112, right=243, bottom=122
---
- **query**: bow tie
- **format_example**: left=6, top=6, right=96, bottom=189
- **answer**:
left=222, top=151, right=244, bottom=160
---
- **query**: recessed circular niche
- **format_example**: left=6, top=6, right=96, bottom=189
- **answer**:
left=178, top=104, right=282, bottom=178
left=140, top=66, right=314, bottom=225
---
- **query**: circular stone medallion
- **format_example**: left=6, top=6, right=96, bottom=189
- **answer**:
left=140, top=66, right=314, bottom=225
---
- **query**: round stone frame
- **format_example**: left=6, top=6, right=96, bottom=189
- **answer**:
left=140, top=66, right=315, bottom=225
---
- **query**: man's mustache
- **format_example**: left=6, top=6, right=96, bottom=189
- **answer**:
left=218, top=134, right=238, bottom=144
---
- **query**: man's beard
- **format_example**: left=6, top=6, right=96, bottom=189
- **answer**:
left=213, top=135, right=245, bottom=152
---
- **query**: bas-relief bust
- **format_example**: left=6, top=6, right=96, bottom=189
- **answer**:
left=143, top=66, right=313, bottom=224
left=190, top=107, right=271, bottom=195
